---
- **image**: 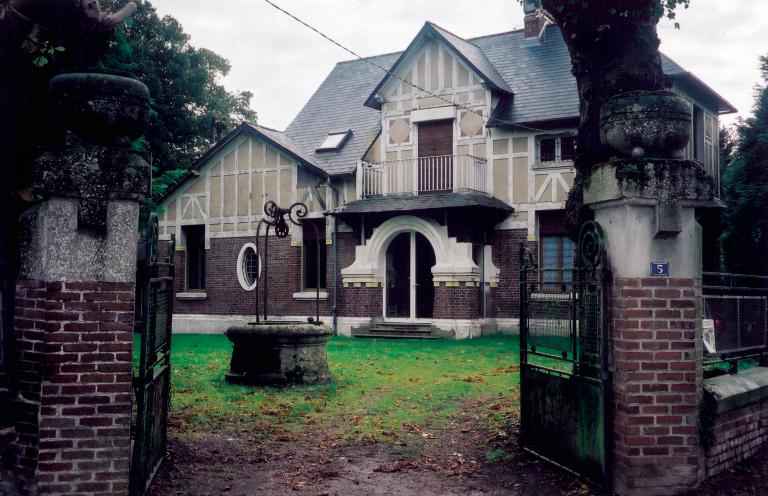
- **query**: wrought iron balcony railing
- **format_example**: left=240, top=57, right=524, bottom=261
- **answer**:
left=357, top=154, right=488, bottom=198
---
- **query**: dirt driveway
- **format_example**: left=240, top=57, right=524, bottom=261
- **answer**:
left=148, top=402, right=593, bottom=496
left=145, top=401, right=768, bottom=496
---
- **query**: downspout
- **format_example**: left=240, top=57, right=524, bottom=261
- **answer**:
left=325, top=177, right=340, bottom=335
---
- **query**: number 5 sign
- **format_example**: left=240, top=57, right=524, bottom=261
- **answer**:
left=650, top=262, right=670, bottom=277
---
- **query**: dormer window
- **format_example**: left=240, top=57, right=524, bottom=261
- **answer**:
left=317, top=130, right=351, bottom=151
left=536, top=134, right=576, bottom=166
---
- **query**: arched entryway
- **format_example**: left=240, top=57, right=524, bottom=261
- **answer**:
left=384, top=231, right=436, bottom=319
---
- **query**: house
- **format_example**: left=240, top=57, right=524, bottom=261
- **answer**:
left=156, top=6, right=735, bottom=338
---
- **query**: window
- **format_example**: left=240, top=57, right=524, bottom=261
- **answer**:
left=560, top=135, right=576, bottom=161
left=541, top=236, right=576, bottom=287
left=536, top=134, right=576, bottom=166
left=539, top=137, right=556, bottom=163
left=704, top=113, right=716, bottom=180
left=182, top=225, right=205, bottom=290
left=302, top=220, right=327, bottom=290
left=236, top=243, right=260, bottom=291
left=317, top=130, right=351, bottom=151
left=538, top=210, right=574, bottom=289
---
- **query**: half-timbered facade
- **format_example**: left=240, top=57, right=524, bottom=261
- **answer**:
left=158, top=7, right=735, bottom=338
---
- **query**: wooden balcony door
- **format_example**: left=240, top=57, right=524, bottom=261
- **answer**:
left=418, top=120, right=453, bottom=193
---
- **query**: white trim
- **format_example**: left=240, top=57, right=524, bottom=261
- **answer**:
left=236, top=243, right=260, bottom=291
left=341, top=215, right=479, bottom=285
left=410, top=106, right=456, bottom=123
left=293, top=291, right=328, bottom=300
left=176, top=292, right=207, bottom=300
left=409, top=231, right=416, bottom=319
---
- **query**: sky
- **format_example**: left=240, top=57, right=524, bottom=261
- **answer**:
left=152, top=0, right=768, bottom=130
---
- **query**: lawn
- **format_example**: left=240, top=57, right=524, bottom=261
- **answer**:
left=166, top=335, right=521, bottom=442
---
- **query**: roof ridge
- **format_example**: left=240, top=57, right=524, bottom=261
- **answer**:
left=425, top=21, right=480, bottom=47
left=246, top=122, right=284, bottom=134
left=466, top=27, right=525, bottom=41
left=333, top=24, right=530, bottom=66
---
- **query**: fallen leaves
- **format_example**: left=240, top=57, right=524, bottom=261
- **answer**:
left=374, top=460, right=419, bottom=473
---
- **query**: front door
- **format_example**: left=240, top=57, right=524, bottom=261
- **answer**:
left=386, top=233, right=410, bottom=318
left=385, top=232, right=436, bottom=319
left=418, top=120, right=454, bottom=193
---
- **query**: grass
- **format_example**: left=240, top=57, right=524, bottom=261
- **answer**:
left=165, top=335, right=522, bottom=441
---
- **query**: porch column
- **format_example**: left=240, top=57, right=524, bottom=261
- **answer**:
left=584, top=159, right=716, bottom=495
left=10, top=72, right=150, bottom=495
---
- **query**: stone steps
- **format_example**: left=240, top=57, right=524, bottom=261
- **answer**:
left=352, top=321, right=439, bottom=339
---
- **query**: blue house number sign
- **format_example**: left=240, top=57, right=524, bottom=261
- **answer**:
left=650, top=262, right=670, bottom=277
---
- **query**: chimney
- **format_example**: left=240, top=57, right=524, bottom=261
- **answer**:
left=523, top=0, right=547, bottom=40
left=212, top=118, right=227, bottom=144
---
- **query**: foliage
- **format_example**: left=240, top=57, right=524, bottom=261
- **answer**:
left=155, top=335, right=521, bottom=443
left=719, top=55, right=768, bottom=275
left=99, top=0, right=257, bottom=199
left=719, top=125, right=736, bottom=174
left=532, top=0, right=689, bottom=26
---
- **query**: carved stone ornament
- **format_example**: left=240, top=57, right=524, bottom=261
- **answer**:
left=30, top=146, right=151, bottom=230
left=600, top=90, right=692, bottom=159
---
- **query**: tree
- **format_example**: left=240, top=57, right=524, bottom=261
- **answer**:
left=719, top=55, right=768, bottom=275
left=719, top=125, right=736, bottom=175
left=99, top=0, right=257, bottom=200
left=525, top=0, right=689, bottom=233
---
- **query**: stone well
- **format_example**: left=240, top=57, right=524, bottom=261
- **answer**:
left=224, top=321, right=332, bottom=386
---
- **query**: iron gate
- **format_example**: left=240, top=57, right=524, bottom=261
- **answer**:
left=519, top=221, right=611, bottom=486
left=131, top=214, right=175, bottom=496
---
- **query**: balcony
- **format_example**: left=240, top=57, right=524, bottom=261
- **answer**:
left=357, top=154, right=488, bottom=198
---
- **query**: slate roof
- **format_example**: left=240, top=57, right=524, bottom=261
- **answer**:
left=284, top=52, right=399, bottom=177
left=284, top=23, right=735, bottom=177
left=333, top=191, right=514, bottom=215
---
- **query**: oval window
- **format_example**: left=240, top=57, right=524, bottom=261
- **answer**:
left=236, top=243, right=261, bottom=291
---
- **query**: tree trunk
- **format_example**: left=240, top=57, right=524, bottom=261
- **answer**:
left=541, top=1, right=668, bottom=235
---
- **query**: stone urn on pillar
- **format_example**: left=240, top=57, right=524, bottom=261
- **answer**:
left=584, top=91, right=722, bottom=496
left=11, top=67, right=151, bottom=495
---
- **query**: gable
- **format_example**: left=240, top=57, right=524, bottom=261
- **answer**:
left=365, top=22, right=511, bottom=111
left=158, top=133, right=326, bottom=238
left=378, top=38, right=487, bottom=104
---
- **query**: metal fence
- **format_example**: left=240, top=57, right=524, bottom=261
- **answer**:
left=524, top=269, right=576, bottom=359
left=702, top=272, right=768, bottom=372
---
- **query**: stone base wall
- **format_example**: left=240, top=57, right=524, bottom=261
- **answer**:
left=611, top=277, right=702, bottom=495
left=705, top=397, right=768, bottom=477
left=12, top=280, right=133, bottom=496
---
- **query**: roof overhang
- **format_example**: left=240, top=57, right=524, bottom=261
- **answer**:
left=670, top=72, right=738, bottom=115
left=488, top=112, right=580, bottom=131
left=332, top=191, right=513, bottom=217
left=364, top=22, right=512, bottom=110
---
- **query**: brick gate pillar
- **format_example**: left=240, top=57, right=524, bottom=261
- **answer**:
left=9, top=72, right=150, bottom=496
left=584, top=159, right=718, bottom=495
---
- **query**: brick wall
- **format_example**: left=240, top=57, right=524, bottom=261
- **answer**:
left=610, top=277, right=702, bottom=494
left=704, top=398, right=768, bottom=477
left=433, top=283, right=479, bottom=320
left=12, top=280, right=133, bottom=495
left=172, top=227, right=530, bottom=324
left=490, top=229, right=533, bottom=319
left=174, top=235, right=334, bottom=318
